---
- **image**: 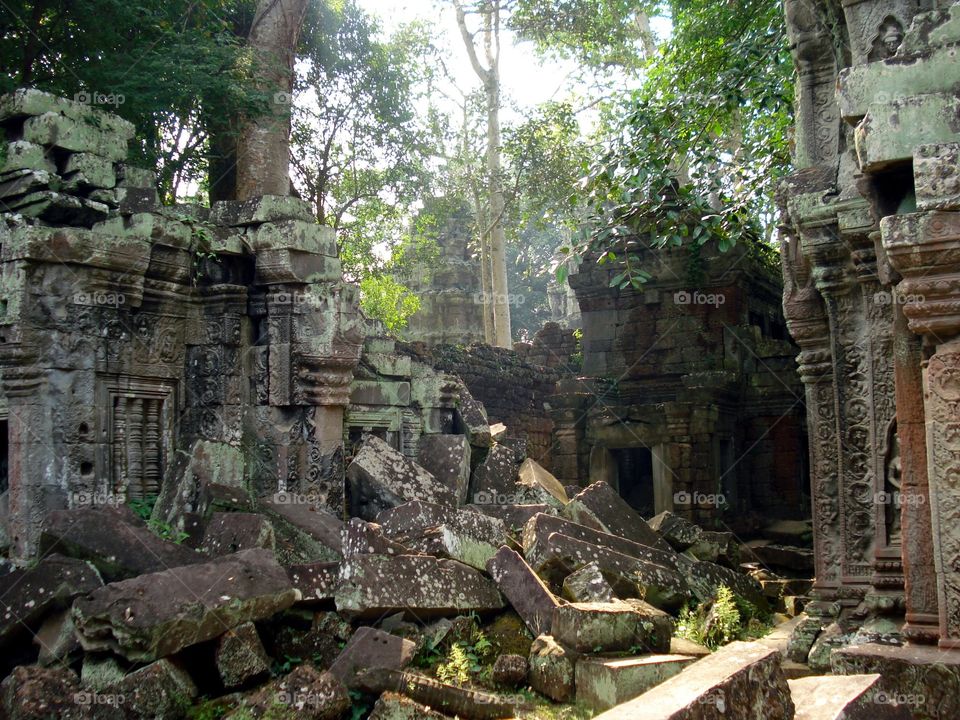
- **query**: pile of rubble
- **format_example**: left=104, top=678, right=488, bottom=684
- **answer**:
left=0, top=408, right=824, bottom=720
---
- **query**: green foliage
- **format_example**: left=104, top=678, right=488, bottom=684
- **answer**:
left=436, top=630, right=494, bottom=686
left=187, top=700, right=229, bottom=720
left=128, top=495, right=158, bottom=522
left=675, top=585, right=773, bottom=650
left=436, top=643, right=472, bottom=686
left=147, top=518, right=190, bottom=545
left=358, top=274, right=420, bottom=334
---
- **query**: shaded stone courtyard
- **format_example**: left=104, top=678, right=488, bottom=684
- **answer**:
left=2, top=1, right=960, bottom=718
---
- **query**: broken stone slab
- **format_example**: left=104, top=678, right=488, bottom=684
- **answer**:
left=517, top=458, right=568, bottom=506
left=368, top=692, right=452, bottom=720
left=486, top=546, right=560, bottom=638
left=648, top=511, right=703, bottom=551
left=469, top=444, right=521, bottom=501
left=342, top=517, right=410, bottom=558
left=528, top=634, right=576, bottom=702
left=73, top=548, right=298, bottom=662
left=286, top=562, right=340, bottom=605
left=375, top=500, right=456, bottom=539
left=576, top=654, right=697, bottom=712
left=552, top=599, right=673, bottom=654
left=210, top=195, right=315, bottom=226
left=406, top=509, right=508, bottom=570
left=591, top=641, right=795, bottom=720
left=532, top=532, right=690, bottom=612
left=807, top=623, right=851, bottom=673
left=39, top=507, right=201, bottom=582
left=788, top=616, right=824, bottom=664
left=455, top=385, right=492, bottom=449
left=201, top=512, right=275, bottom=556
left=749, top=543, right=815, bottom=572
left=215, top=621, right=271, bottom=690
left=492, top=653, right=528, bottom=687
left=22, top=112, right=130, bottom=160
left=417, top=434, right=472, bottom=505
left=0, top=168, right=59, bottom=199
left=105, top=658, right=199, bottom=720
left=565, top=481, right=670, bottom=551
left=686, top=559, right=766, bottom=609
left=0, top=553, right=102, bottom=663
left=335, top=554, right=505, bottom=619
left=789, top=673, right=913, bottom=720
left=328, top=626, right=416, bottom=688
left=0, top=665, right=87, bottom=720
left=33, top=608, right=81, bottom=666
left=259, top=493, right=343, bottom=560
left=229, top=664, right=351, bottom=720
left=689, top=530, right=738, bottom=566
left=830, top=642, right=960, bottom=720
left=469, top=502, right=553, bottom=531
left=0, top=88, right=136, bottom=139
left=562, top=561, right=615, bottom=603
left=357, top=668, right=522, bottom=720
left=347, top=434, right=457, bottom=520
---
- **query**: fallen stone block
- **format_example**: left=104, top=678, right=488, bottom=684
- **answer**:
left=376, top=500, right=456, bottom=539
left=347, top=435, right=457, bottom=519
left=0, top=665, right=86, bottom=720
left=532, top=532, right=690, bottom=611
left=517, top=458, right=568, bottom=506
left=39, top=507, right=201, bottom=582
left=107, top=658, right=198, bottom=719
left=789, top=673, right=913, bottom=720
left=455, top=385, right=492, bottom=449
left=562, top=561, right=615, bottom=603
left=689, top=530, right=738, bottom=566
left=486, top=546, right=560, bottom=637
left=469, top=502, right=553, bottom=531
left=807, top=622, right=849, bottom=673
left=368, top=692, right=453, bottom=719
left=329, top=626, right=416, bottom=688
left=492, top=653, right=528, bottom=687
left=335, top=554, right=504, bottom=619
left=215, top=621, right=271, bottom=690
left=576, top=654, right=697, bottom=711
left=230, top=664, right=350, bottom=720
left=417, top=434, right=472, bottom=505
left=152, top=440, right=247, bottom=529
left=62, top=152, right=116, bottom=191
left=33, top=608, right=81, bottom=666
left=830, top=642, right=960, bottom=720
left=406, top=509, right=508, bottom=570
left=566, top=481, right=669, bottom=550
left=686, top=559, right=766, bottom=609
left=551, top=599, right=673, bottom=654
left=787, top=616, right=823, bottom=663
left=357, top=668, right=520, bottom=720
left=73, top=548, right=298, bottom=662
left=591, top=641, right=794, bottom=720
left=201, top=512, right=275, bottom=556
left=286, top=562, right=340, bottom=605
left=469, top=444, right=521, bottom=501
left=529, top=634, right=576, bottom=702
left=648, top=511, right=703, bottom=550
left=0, top=553, right=102, bottom=667
left=749, top=542, right=815, bottom=572
left=259, top=493, right=343, bottom=560
left=342, top=518, right=410, bottom=558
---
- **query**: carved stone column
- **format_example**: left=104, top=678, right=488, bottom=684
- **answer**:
left=882, top=210, right=960, bottom=647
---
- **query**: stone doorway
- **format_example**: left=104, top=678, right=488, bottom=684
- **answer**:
left=591, top=444, right=672, bottom=517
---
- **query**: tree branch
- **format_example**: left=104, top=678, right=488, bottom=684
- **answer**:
left=453, top=0, right=490, bottom=82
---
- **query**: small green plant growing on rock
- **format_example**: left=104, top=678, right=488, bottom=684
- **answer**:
left=437, top=643, right=471, bottom=685
left=435, top=629, right=495, bottom=686
left=675, top=584, right=743, bottom=649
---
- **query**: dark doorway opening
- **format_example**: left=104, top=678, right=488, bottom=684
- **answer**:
left=612, top=447, right=654, bottom=517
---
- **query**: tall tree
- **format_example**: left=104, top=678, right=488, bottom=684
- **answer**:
left=453, top=0, right=512, bottom=348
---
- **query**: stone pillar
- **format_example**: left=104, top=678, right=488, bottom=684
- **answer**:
left=882, top=210, right=960, bottom=647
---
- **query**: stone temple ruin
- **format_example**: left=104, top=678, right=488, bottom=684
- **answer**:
left=2, top=0, right=960, bottom=716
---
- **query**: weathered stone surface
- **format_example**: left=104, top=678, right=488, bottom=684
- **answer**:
left=532, top=532, right=690, bottom=611
left=356, top=668, right=518, bottom=720
left=215, top=621, right=271, bottom=690
left=0, top=89, right=135, bottom=138
left=107, top=658, right=198, bottom=720
left=376, top=500, right=456, bottom=538
left=670, top=636, right=711, bottom=658
left=787, top=616, right=822, bottom=664
left=153, top=440, right=246, bottom=530
left=0, top=665, right=87, bottom=720
left=686, top=559, right=766, bottom=609
left=789, top=673, right=913, bottom=720
left=286, top=562, right=341, bottom=605
left=491, top=653, right=528, bottom=687
left=368, top=692, right=452, bottom=720
left=201, top=512, right=275, bottom=556
left=81, top=654, right=126, bottom=691
left=73, top=549, right=297, bottom=662
left=210, top=195, right=314, bottom=226
left=417, top=434, right=472, bottom=505
left=517, top=458, right=568, bottom=505
left=566, top=482, right=668, bottom=550
left=259, top=493, right=343, bottom=560
left=341, top=518, right=409, bottom=558
left=39, top=508, right=200, bottom=582
left=456, top=385, right=492, bottom=449
left=406, top=509, right=507, bottom=570
left=1, top=140, right=55, bottom=174
left=469, top=502, right=553, bottom=531
left=831, top=643, right=960, bottom=720
left=529, top=634, right=576, bottom=702
left=807, top=623, right=849, bottom=673
left=689, top=531, right=738, bottom=566
left=230, top=665, right=350, bottom=720
left=649, top=511, right=703, bottom=551
left=22, top=112, right=129, bottom=160
left=328, top=626, right=416, bottom=688
left=347, top=435, right=457, bottom=519
left=34, top=608, right=81, bottom=665
left=576, top=654, right=697, bottom=711
left=469, top=444, right=521, bottom=501
left=0, top=553, right=102, bottom=664
left=562, top=561, right=615, bottom=603
left=335, top=554, right=504, bottom=619
left=551, top=599, right=673, bottom=654
left=748, top=543, right=815, bottom=572
left=262, top=610, right=353, bottom=671
left=486, top=546, right=560, bottom=637
left=592, top=641, right=794, bottom=720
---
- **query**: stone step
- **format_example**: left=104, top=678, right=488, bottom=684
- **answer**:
left=576, top=654, right=697, bottom=711
left=591, top=641, right=794, bottom=719
left=789, top=673, right=913, bottom=719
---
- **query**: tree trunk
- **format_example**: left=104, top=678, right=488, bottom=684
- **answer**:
left=455, top=0, right=512, bottom=347
left=235, top=0, right=308, bottom=201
